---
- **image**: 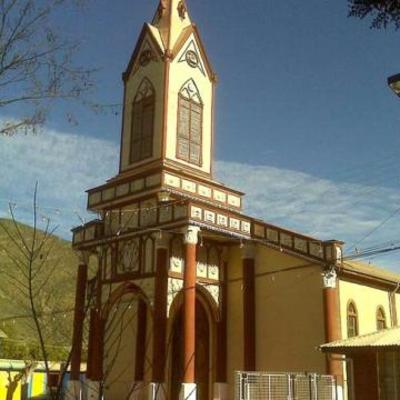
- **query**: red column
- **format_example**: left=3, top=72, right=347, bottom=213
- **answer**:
left=242, top=245, right=256, bottom=372
left=183, top=226, right=200, bottom=384
left=322, top=269, right=343, bottom=384
left=70, top=255, right=88, bottom=381
left=152, top=242, right=169, bottom=383
left=135, top=299, right=147, bottom=382
left=90, top=310, right=104, bottom=382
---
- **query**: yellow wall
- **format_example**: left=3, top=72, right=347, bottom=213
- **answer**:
left=254, top=246, right=326, bottom=374
left=226, top=246, right=244, bottom=395
left=120, top=34, right=165, bottom=172
left=226, top=245, right=326, bottom=398
left=0, top=370, right=46, bottom=400
left=103, top=294, right=139, bottom=400
left=339, top=280, right=392, bottom=338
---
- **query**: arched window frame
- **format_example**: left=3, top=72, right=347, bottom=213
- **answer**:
left=130, top=78, right=155, bottom=163
left=347, top=301, right=359, bottom=338
left=176, top=79, right=203, bottom=166
left=377, top=306, right=387, bottom=331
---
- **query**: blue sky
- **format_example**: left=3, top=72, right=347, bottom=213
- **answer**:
left=1, top=0, right=400, bottom=269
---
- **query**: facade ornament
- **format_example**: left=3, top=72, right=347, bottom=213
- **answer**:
left=184, top=225, right=200, bottom=245
left=323, top=268, right=337, bottom=289
left=177, top=0, right=188, bottom=19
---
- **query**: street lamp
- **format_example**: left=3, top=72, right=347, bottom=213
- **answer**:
left=388, top=73, right=400, bottom=96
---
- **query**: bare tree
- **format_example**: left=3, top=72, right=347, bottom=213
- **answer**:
left=348, top=0, right=400, bottom=29
left=0, top=183, right=80, bottom=399
left=0, top=0, right=95, bottom=135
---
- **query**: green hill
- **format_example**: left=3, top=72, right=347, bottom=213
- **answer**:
left=0, top=218, right=79, bottom=359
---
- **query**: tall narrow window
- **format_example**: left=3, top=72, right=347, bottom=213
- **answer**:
left=347, top=302, right=358, bottom=338
left=377, top=307, right=387, bottom=331
left=130, top=78, right=155, bottom=163
left=177, top=79, right=203, bottom=166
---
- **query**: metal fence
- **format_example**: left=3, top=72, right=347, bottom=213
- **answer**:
left=235, top=371, right=337, bottom=400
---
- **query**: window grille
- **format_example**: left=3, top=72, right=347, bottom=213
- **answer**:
left=235, top=371, right=337, bottom=400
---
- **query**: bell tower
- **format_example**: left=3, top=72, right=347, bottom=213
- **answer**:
left=119, top=0, right=217, bottom=179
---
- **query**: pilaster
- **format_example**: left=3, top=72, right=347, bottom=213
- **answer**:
left=241, top=244, right=256, bottom=371
left=70, top=251, right=89, bottom=381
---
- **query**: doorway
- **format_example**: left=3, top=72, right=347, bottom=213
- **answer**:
left=170, top=299, right=211, bottom=400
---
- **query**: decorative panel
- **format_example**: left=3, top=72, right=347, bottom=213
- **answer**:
left=198, top=185, right=212, bottom=198
left=146, top=174, right=161, bottom=188
left=214, top=190, right=227, bottom=203
left=121, top=205, right=139, bottom=230
left=294, top=237, right=307, bottom=253
left=182, top=179, right=196, bottom=193
left=117, top=238, right=140, bottom=274
left=174, top=204, right=187, bottom=219
left=310, top=242, right=323, bottom=258
left=164, top=173, right=181, bottom=188
left=197, top=247, right=208, bottom=278
left=116, top=183, right=130, bottom=197
left=204, top=210, right=216, bottom=224
left=280, top=233, right=293, bottom=248
left=88, top=191, right=101, bottom=206
left=241, top=221, right=251, bottom=234
left=140, top=199, right=157, bottom=226
left=191, top=206, right=202, bottom=220
left=131, top=179, right=145, bottom=192
left=267, top=229, right=279, bottom=243
left=230, top=218, right=240, bottom=230
left=217, top=214, right=228, bottom=227
left=170, top=238, right=184, bottom=273
left=254, top=224, right=265, bottom=238
left=159, top=205, right=173, bottom=223
left=103, top=188, right=115, bottom=201
left=228, top=195, right=241, bottom=208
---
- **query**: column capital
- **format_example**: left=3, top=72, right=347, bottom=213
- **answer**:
left=183, top=225, right=200, bottom=245
left=323, top=268, right=337, bottom=289
left=241, top=243, right=256, bottom=260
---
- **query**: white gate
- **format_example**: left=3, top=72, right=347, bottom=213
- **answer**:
left=235, top=372, right=337, bottom=400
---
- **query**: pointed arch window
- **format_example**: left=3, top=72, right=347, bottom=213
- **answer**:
left=377, top=307, right=387, bottom=331
left=177, top=79, right=203, bottom=166
left=130, top=78, right=155, bottom=163
left=347, top=301, right=358, bottom=338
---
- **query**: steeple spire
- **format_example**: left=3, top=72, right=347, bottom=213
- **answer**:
left=152, top=0, right=192, bottom=50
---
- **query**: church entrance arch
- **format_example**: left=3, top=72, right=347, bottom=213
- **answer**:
left=169, top=292, right=215, bottom=400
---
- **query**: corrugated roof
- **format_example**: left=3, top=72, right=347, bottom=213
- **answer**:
left=320, top=327, right=400, bottom=353
left=341, top=261, right=400, bottom=285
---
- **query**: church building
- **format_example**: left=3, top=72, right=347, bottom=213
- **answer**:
left=68, top=1, right=400, bottom=399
